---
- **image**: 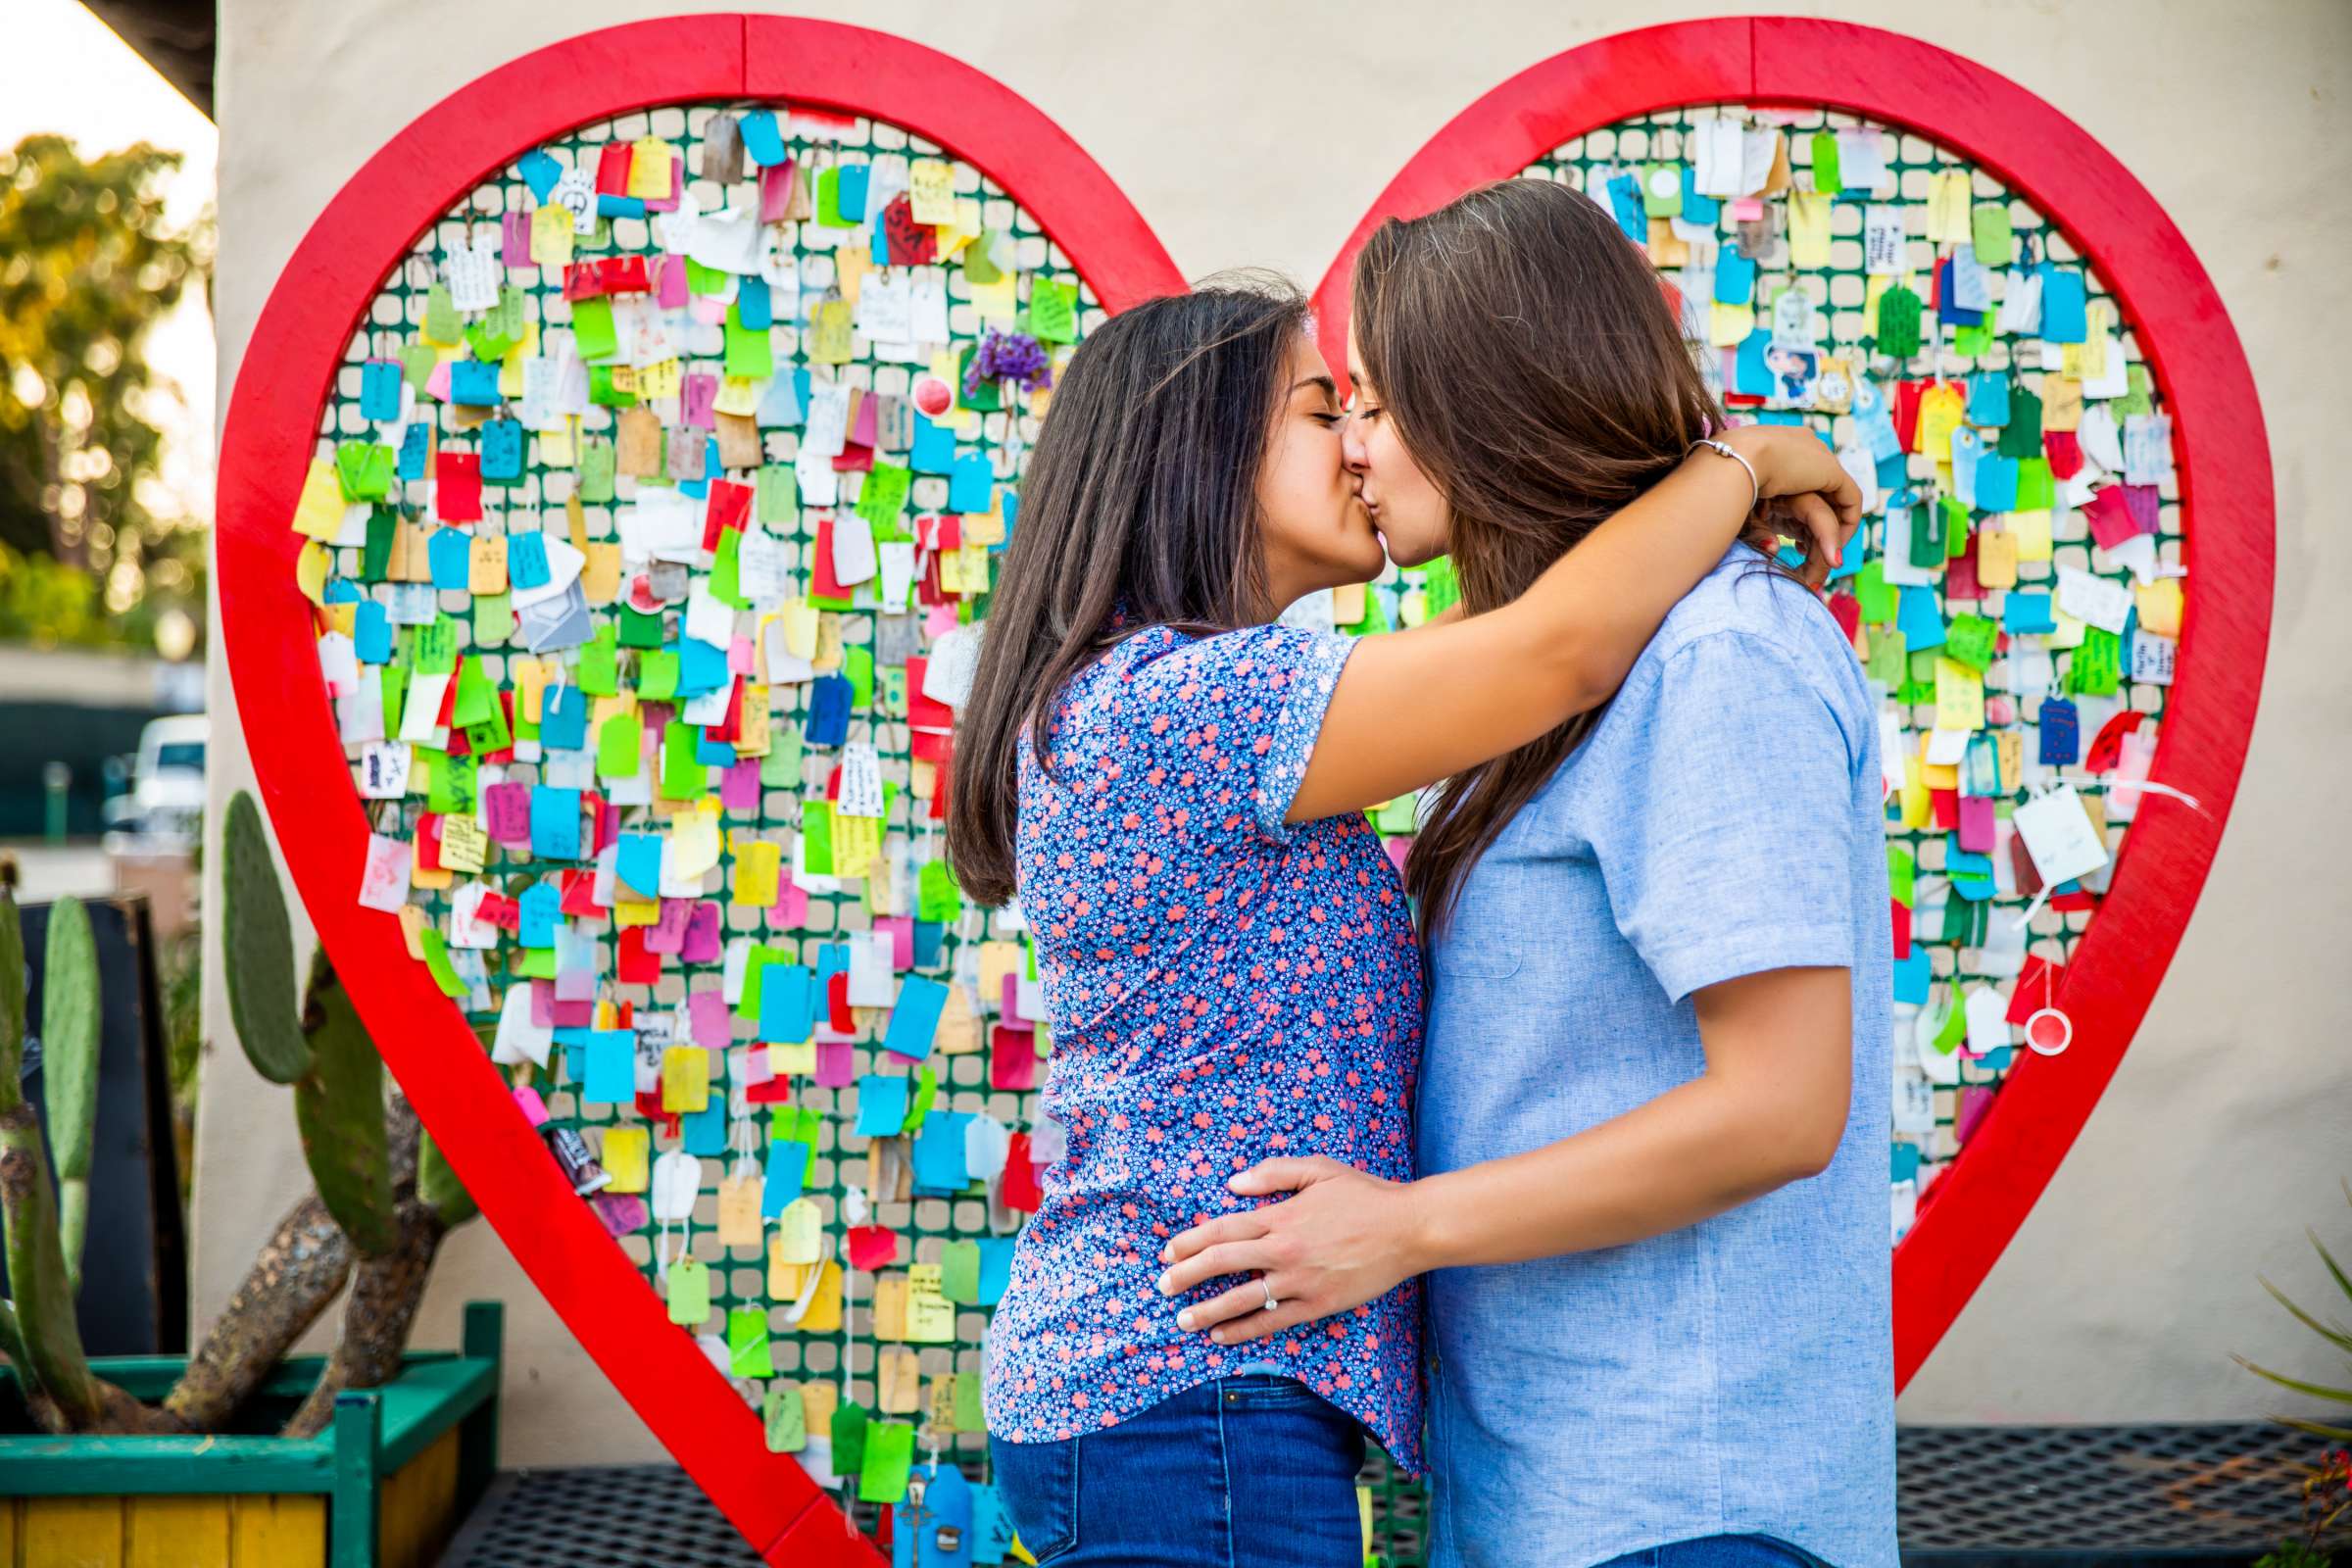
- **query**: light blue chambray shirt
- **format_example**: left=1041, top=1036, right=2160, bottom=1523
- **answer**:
left=1419, top=547, right=1896, bottom=1568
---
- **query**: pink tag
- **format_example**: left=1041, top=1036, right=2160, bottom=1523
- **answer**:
left=813, top=1038, right=856, bottom=1088
left=657, top=254, right=690, bottom=310
left=644, top=898, right=693, bottom=955
left=592, top=1193, right=649, bottom=1237
left=683, top=373, right=719, bottom=430
left=682, top=902, right=723, bottom=963
left=531, top=978, right=557, bottom=1027
left=1000, top=972, right=1027, bottom=1026
left=759, top=159, right=798, bottom=222
left=688, top=989, right=733, bottom=1050
left=501, top=210, right=532, bottom=267
left=721, top=759, right=762, bottom=813
left=769, top=882, right=809, bottom=932
left=990, top=1025, right=1038, bottom=1091
left=424, top=359, right=455, bottom=404
left=1730, top=197, right=1764, bottom=221
left=486, top=782, right=533, bottom=845
left=512, top=1085, right=551, bottom=1126
left=922, top=605, right=960, bottom=640
left=1955, top=1084, right=1996, bottom=1143
left=1384, top=837, right=1411, bottom=875
left=552, top=998, right=595, bottom=1029
left=1957, top=795, right=1997, bottom=855
left=874, top=915, right=913, bottom=970
left=729, top=634, right=758, bottom=676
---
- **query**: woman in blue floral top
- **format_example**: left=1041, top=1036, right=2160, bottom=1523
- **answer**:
left=947, top=274, right=1858, bottom=1567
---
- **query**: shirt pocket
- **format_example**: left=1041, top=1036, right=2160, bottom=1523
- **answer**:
left=1429, top=935, right=1523, bottom=982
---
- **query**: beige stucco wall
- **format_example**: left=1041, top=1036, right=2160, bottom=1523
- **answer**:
left=202, top=0, right=2351, bottom=1463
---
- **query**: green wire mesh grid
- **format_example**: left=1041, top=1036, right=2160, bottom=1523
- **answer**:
left=321, top=99, right=1098, bottom=1525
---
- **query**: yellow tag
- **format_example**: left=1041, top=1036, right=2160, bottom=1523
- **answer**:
left=832, top=812, right=881, bottom=881
left=833, top=247, right=870, bottom=307
left=637, top=359, right=684, bottom=402
left=537, top=422, right=574, bottom=466
left=968, top=271, right=1017, bottom=323
left=1925, top=170, right=1973, bottom=243
left=601, top=1126, right=651, bottom=1193
left=291, top=459, right=347, bottom=540
left=768, top=1041, right=816, bottom=1077
left=2133, top=577, right=2183, bottom=638
left=717, top=1171, right=763, bottom=1247
left=529, top=203, right=574, bottom=269
left=1915, top=384, right=1966, bottom=463
left=1900, top=752, right=1934, bottom=830
left=877, top=1346, right=923, bottom=1413
left=808, top=299, right=854, bottom=364
left=295, top=541, right=332, bottom=606
left=871, top=1272, right=910, bottom=1341
left=2010, top=510, right=2054, bottom=562
left=730, top=836, right=782, bottom=908
left=440, top=815, right=488, bottom=874
left=1788, top=189, right=1833, bottom=269
left=1332, top=582, right=1367, bottom=626
left=794, top=1260, right=842, bottom=1335
left=1644, top=217, right=1689, bottom=268
left=1994, top=731, right=2024, bottom=794
left=779, top=599, right=821, bottom=661
left=977, top=942, right=1025, bottom=1001
left=935, top=983, right=980, bottom=1055
left=627, top=137, right=674, bottom=200
left=1976, top=527, right=2019, bottom=589
left=811, top=612, right=845, bottom=672
left=1708, top=301, right=1754, bottom=349
left=714, top=374, right=761, bottom=417
left=906, top=1288, right=956, bottom=1345
left=468, top=536, right=508, bottom=596
left=908, top=158, right=957, bottom=224
left=773, top=1198, right=823, bottom=1264
left=2041, top=376, right=2084, bottom=432
left=580, top=542, right=622, bottom=604
left=661, top=1046, right=710, bottom=1113
left=1934, top=658, right=1984, bottom=732
left=736, top=686, right=772, bottom=758
left=515, top=658, right=550, bottom=723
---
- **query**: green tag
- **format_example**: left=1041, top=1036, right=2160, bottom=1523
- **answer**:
left=421, top=282, right=463, bottom=345
left=664, top=1256, right=710, bottom=1326
left=857, top=1421, right=915, bottom=1505
left=596, top=710, right=642, bottom=780
left=1810, top=130, right=1841, bottom=195
left=638, top=650, right=680, bottom=701
left=1944, top=613, right=1997, bottom=673
left=2069, top=628, right=2121, bottom=696
left=761, top=722, right=805, bottom=788
left=800, top=800, right=835, bottom=875
left=1864, top=629, right=1907, bottom=688
left=618, top=605, right=665, bottom=650
left=762, top=1384, right=806, bottom=1452
left=380, top=664, right=410, bottom=740
left=1853, top=559, right=1896, bottom=625
left=470, top=591, right=511, bottom=650
left=726, top=1305, right=772, bottom=1376
left=1941, top=496, right=1971, bottom=562
left=451, top=658, right=497, bottom=728
left=361, top=507, right=397, bottom=582
left=916, top=859, right=963, bottom=923
left=855, top=462, right=911, bottom=530
left=400, top=342, right=438, bottom=392
left=578, top=625, right=619, bottom=696
left=465, top=687, right=513, bottom=756
left=1374, top=792, right=1418, bottom=835
left=2014, top=458, right=2055, bottom=512
left=904, top=1064, right=939, bottom=1135
left=1953, top=322, right=1994, bottom=358
left=1971, top=204, right=2014, bottom=268
left=578, top=440, right=617, bottom=504
left=416, top=927, right=466, bottom=998
left=756, top=464, right=800, bottom=529
left=569, top=296, right=618, bottom=362
left=412, top=616, right=459, bottom=675
left=685, top=257, right=728, bottom=296
left=723, top=310, right=773, bottom=378
left=878, top=665, right=908, bottom=719
left=830, top=1401, right=870, bottom=1472
left=336, top=442, right=394, bottom=502
left=940, top=1240, right=980, bottom=1304
left=710, top=529, right=747, bottom=609
left=961, top=228, right=1004, bottom=286
left=1908, top=504, right=1945, bottom=569
left=661, top=720, right=706, bottom=800
left=1887, top=845, right=1916, bottom=908
left=954, top=1371, right=985, bottom=1432
left=845, top=645, right=874, bottom=710
left=1028, top=277, right=1079, bottom=344
left=1999, top=390, right=2043, bottom=459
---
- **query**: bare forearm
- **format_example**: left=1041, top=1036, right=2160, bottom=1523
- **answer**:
left=1398, top=1074, right=1826, bottom=1273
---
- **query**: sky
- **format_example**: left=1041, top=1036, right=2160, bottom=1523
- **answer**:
left=0, top=0, right=219, bottom=527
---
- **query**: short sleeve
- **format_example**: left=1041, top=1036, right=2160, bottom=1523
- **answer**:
left=1118, top=623, right=1355, bottom=847
left=1591, top=630, right=1863, bottom=1003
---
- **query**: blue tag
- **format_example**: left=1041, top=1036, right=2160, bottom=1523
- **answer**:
left=855, top=1073, right=910, bottom=1138
left=2038, top=267, right=2087, bottom=343
left=516, top=148, right=564, bottom=202
left=739, top=110, right=787, bottom=168
left=2037, top=697, right=2080, bottom=764
left=354, top=601, right=392, bottom=664
left=361, top=360, right=405, bottom=421
left=519, top=883, right=560, bottom=948
left=509, top=531, right=551, bottom=590
left=910, top=415, right=956, bottom=475
left=884, top=976, right=949, bottom=1061
left=449, top=361, right=501, bottom=407
left=1896, top=586, right=1947, bottom=653
left=540, top=684, right=588, bottom=751
left=581, top=1031, right=635, bottom=1103
left=948, top=453, right=994, bottom=514
left=761, top=1139, right=809, bottom=1216
left=480, top=418, right=524, bottom=482
left=530, top=785, right=582, bottom=859
left=428, top=528, right=473, bottom=592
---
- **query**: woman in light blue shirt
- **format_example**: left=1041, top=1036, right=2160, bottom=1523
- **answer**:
left=1160, top=180, right=1899, bottom=1568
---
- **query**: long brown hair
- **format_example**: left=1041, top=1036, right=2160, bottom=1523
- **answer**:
left=945, top=275, right=1311, bottom=909
left=1352, top=176, right=1725, bottom=935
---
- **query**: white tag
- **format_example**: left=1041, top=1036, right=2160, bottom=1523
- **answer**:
left=830, top=510, right=878, bottom=587
left=444, top=233, right=502, bottom=312
left=802, top=380, right=851, bottom=459
left=1863, top=206, right=1906, bottom=276
left=359, top=740, right=412, bottom=799
left=359, top=833, right=413, bottom=912
left=923, top=626, right=982, bottom=710
left=848, top=929, right=897, bottom=1007
left=2109, top=727, right=2160, bottom=821
left=2013, top=784, right=2110, bottom=887
left=491, top=982, right=553, bottom=1066
left=2054, top=565, right=2132, bottom=635
left=878, top=541, right=915, bottom=612
left=551, top=166, right=598, bottom=236
left=837, top=742, right=886, bottom=819
left=1963, top=985, right=2012, bottom=1056
left=1835, top=127, right=1887, bottom=188
left=651, top=1151, right=704, bottom=1222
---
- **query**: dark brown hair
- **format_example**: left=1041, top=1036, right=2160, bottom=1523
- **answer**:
left=1351, top=176, right=1725, bottom=935
left=945, top=274, right=1310, bottom=909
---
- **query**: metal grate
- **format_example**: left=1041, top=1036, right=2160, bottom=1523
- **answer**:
left=438, top=1426, right=2319, bottom=1567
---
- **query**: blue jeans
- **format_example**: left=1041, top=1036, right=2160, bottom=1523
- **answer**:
left=989, top=1374, right=1366, bottom=1567
left=1597, top=1537, right=1828, bottom=1568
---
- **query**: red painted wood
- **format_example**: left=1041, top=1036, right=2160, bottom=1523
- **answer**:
left=1308, top=17, right=2274, bottom=1393
left=214, top=19, right=1182, bottom=1565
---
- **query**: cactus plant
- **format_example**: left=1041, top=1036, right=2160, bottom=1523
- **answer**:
left=41, top=896, right=99, bottom=1289
left=0, top=792, right=477, bottom=1438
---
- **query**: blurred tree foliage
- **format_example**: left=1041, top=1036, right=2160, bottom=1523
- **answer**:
left=0, top=134, right=213, bottom=649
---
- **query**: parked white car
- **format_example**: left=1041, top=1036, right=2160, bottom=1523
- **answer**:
left=103, top=714, right=207, bottom=849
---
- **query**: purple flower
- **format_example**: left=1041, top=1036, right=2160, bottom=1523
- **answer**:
left=964, top=328, right=1054, bottom=398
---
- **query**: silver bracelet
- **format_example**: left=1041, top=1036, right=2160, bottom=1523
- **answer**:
left=1689, top=437, right=1759, bottom=511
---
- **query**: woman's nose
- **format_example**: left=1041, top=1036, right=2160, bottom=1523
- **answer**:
left=1340, top=416, right=1369, bottom=470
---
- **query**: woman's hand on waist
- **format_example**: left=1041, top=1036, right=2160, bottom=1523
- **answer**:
left=1152, top=1155, right=1433, bottom=1345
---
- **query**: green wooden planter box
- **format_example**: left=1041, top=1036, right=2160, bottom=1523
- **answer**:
left=0, top=1299, right=502, bottom=1568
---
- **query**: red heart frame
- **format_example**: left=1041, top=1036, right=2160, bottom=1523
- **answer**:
left=217, top=13, right=2274, bottom=1560
left=217, top=18, right=1180, bottom=1564
left=1308, top=18, right=2274, bottom=1391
